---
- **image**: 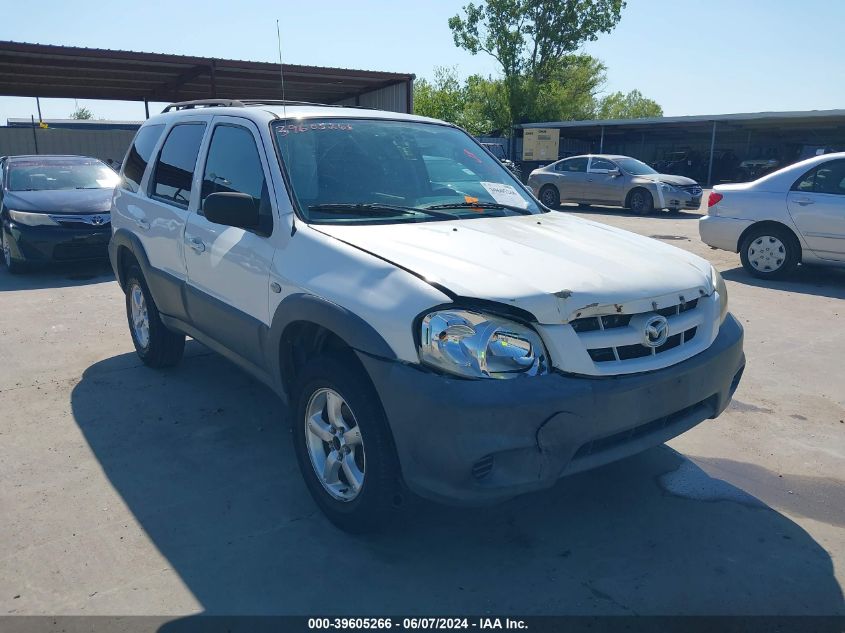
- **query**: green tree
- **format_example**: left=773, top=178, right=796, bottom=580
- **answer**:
left=448, top=0, right=626, bottom=128
left=596, top=89, right=663, bottom=119
left=414, top=66, right=492, bottom=136
left=70, top=106, right=94, bottom=120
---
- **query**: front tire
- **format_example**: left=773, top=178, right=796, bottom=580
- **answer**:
left=292, top=353, right=401, bottom=533
left=124, top=264, right=185, bottom=367
left=740, top=226, right=799, bottom=279
left=628, top=189, right=654, bottom=215
left=539, top=185, right=560, bottom=209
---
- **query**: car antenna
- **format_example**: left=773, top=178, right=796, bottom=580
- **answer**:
left=277, top=18, right=297, bottom=236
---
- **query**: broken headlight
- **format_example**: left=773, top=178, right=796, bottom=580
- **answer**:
left=419, top=310, right=550, bottom=379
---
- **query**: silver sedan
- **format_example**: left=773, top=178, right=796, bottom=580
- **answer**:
left=528, top=154, right=703, bottom=214
left=700, top=151, right=845, bottom=279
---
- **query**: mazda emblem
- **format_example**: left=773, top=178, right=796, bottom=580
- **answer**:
left=642, top=314, right=669, bottom=348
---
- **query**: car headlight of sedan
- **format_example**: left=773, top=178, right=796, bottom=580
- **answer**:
left=8, top=210, right=59, bottom=227
left=659, top=182, right=679, bottom=193
left=419, top=310, right=550, bottom=379
left=712, top=266, right=728, bottom=323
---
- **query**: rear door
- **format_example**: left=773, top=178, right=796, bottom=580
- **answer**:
left=183, top=116, right=276, bottom=368
left=585, top=157, right=625, bottom=204
left=551, top=156, right=588, bottom=201
left=786, top=159, right=845, bottom=260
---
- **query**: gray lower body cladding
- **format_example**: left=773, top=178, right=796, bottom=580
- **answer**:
left=358, top=314, right=745, bottom=505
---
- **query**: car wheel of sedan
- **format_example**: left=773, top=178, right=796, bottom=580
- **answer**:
left=1, top=226, right=25, bottom=274
left=740, top=227, right=799, bottom=279
left=292, top=352, right=401, bottom=533
left=539, top=185, right=560, bottom=209
left=628, top=189, right=654, bottom=215
left=124, top=264, right=186, bottom=367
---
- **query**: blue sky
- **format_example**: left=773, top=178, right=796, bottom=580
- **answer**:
left=1, top=0, right=843, bottom=123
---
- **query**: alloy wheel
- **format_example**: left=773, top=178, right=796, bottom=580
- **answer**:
left=304, top=387, right=366, bottom=502
left=129, top=282, right=151, bottom=349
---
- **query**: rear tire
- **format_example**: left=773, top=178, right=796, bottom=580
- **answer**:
left=124, top=264, right=185, bottom=367
left=539, top=185, right=560, bottom=209
left=292, top=353, right=401, bottom=533
left=739, top=226, right=800, bottom=279
left=628, top=189, right=654, bottom=215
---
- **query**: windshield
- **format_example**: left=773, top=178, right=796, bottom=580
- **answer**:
left=7, top=159, right=120, bottom=192
left=273, top=118, right=541, bottom=224
left=616, top=157, right=658, bottom=176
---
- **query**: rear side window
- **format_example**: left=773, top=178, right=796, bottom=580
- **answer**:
left=151, top=123, right=207, bottom=208
left=122, top=124, right=165, bottom=192
left=792, top=159, right=845, bottom=196
left=201, top=125, right=267, bottom=208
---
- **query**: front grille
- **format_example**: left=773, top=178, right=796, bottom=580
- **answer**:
left=680, top=185, right=703, bottom=196
left=572, top=397, right=711, bottom=460
left=572, top=297, right=705, bottom=367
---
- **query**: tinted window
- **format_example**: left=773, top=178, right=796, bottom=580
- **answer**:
left=123, top=124, right=165, bottom=192
left=201, top=125, right=271, bottom=229
left=793, top=168, right=816, bottom=192
left=555, top=157, right=588, bottom=172
left=151, top=123, right=206, bottom=208
left=813, top=160, right=845, bottom=195
left=589, top=158, right=616, bottom=171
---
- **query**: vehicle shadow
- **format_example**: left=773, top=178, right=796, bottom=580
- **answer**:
left=70, top=350, right=844, bottom=617
left=722, top=264, right=845, bottom=300
left=556, top=204, right=704, bottom=220
left=0, top=260, right=114, bottom=291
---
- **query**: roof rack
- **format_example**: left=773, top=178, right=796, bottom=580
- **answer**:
left=162, top=99, right=245, bottom=112
left=162, top=98, right=376, bottom=114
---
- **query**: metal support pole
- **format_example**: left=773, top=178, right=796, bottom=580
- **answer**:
left=30, top=115, right=39, bottom=154
left=144, top=99, right=150, bottom=119
left=35, top=97, right=43, bottom=123
left=599, top=126, right=605, bottom=153
left=706, top=121, right=717, bottom=187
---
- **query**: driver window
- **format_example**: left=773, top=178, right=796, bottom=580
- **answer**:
left=589, top=158, right=616, bottom=172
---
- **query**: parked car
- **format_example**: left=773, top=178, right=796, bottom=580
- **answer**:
left=700, top=152, right=845, bottom=278
left=480, top=142, right=521, bottom=179
left=111, top=100, right=743, bottom=532
left=0, top=154, right=119, bottom=273
left=527, top=154, right=703, bottom=214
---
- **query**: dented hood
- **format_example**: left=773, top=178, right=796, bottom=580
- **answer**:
left=314, top=212, right=713, bottom=324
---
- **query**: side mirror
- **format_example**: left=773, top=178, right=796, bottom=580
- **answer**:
left=203, top=192, right=260, bottom=230
left=608, top=168, right=621, bottom=177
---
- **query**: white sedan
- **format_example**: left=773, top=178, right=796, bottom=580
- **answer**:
left=699, top=152, right=845, bottom=278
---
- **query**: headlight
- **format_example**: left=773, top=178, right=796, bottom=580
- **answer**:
left=8, top=210, right=59, bottom=227
left=660, top=182, right=678, bottom=192
left=419, top=310, right=549, bottom=379
left=712, top=266, right=728, bottom=323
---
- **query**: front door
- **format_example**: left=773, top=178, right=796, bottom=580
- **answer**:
left=183, top=116, right=277, bottom=368
left=585, top=157, right=625, bottom=205
left=787, top=158, right=845, bottom=261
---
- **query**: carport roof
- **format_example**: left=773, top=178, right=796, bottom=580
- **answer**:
left=517, top=109, right=845, bottom=132
left=0, top=40, right=414, bottom=106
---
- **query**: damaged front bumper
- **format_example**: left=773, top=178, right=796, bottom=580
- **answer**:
left=357, top=313, right=744, bottom=505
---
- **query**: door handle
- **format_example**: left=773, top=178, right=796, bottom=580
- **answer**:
left=186, top=236, right=206, bottom=253
left=793, top=197, right=814, bottom=206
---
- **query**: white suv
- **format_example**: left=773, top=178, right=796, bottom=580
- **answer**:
left=110, top=99, right=745, bottom=532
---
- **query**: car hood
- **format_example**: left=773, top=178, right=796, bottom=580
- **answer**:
left=3, top=188, right=114, bottom=214
left=639, top=174, right=699, bottom=187
left=314, top=212, right=713, bottom=324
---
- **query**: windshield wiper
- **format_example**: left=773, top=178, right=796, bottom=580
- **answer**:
left=423, top=201, right=533, bottom=215
left=308, top=203, right=458, bottom=220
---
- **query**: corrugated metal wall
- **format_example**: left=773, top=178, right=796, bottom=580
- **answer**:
left=335, top=81, right=410, bottom=113
left=0, top=127, right=136, bottom=163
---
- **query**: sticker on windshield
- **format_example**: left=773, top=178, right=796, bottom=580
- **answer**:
left=480, top=182, right=528, bottom=208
